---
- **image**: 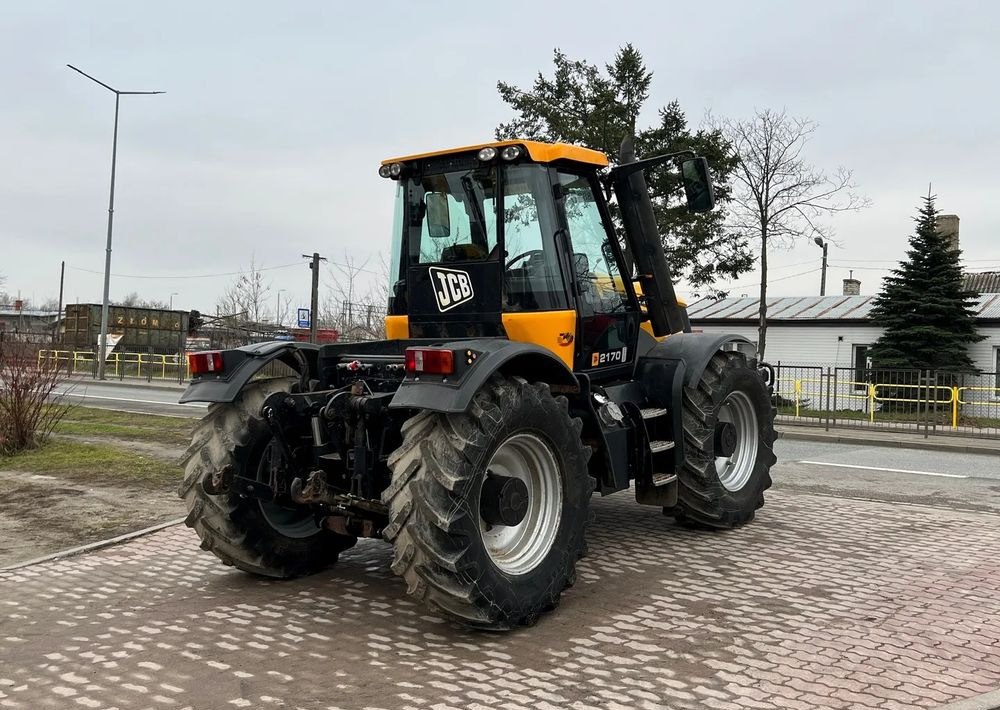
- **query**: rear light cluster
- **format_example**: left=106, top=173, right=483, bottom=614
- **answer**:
left=404, top=347, right=454, bottom=375
left=188, top=351, right=224, bottom=375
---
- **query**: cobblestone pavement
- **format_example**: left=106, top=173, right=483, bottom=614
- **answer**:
left=2, top=489, right=999, bottom=710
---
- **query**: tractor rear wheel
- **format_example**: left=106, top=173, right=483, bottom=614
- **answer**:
left=670, top=352, right=776, bottom=528
left=180, top=378, right=356, bottom=577
left=383, top=375, right=592, bottom=630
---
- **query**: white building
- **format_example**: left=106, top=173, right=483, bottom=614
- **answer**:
left=687, top=285, right=1000, bottom=418
left=687, top=291, right=1000, bottom=374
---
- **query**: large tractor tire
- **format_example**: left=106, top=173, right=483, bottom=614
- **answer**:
left=180, top=377, right=355, bottom=578
left=383, top=375, right=592, bottom=630
left=670, top=351, right=776, bottom=528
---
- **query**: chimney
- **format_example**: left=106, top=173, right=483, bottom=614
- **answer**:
left=936, top=214, right=960, bottom=251
left=842, top=269, right=861, bottom=296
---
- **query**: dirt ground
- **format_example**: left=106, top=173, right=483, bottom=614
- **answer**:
left=0, top=409, right=191, bottom=567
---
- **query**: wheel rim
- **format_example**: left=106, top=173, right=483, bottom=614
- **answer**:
left=257, top=439, right=321, bottom=539
left=479, top=433, right=562, bottom=576
left=714, top=391, right=759, bottom=492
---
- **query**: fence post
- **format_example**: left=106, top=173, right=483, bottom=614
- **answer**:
left=951, top=385, right=959, bottom=430
left=824, top=367, right=832, bottom=432
left=832, top=368, right=839, bottom=430
left=868, top=383, right=876, bottom=423
left=794, top=379, right=801, bottom=418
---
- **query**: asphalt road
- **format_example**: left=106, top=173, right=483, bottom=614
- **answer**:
left=52, top=379, right=206, bottom=417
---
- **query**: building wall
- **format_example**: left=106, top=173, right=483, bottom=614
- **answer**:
left=691, top=321, right=1000, bottom=416
left=691, top=323, right=885, bottom=367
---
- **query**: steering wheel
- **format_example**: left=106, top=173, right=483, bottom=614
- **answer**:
left=505, top=249, right=545, bottom=270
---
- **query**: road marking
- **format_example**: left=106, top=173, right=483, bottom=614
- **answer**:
left=52, top=390, right=208, bottom=408
left=798, top=460, right=968, bottom=479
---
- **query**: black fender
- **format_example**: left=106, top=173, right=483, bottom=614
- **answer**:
left=637, top=332, right=757, bottom=470
left=388, top=338, right=578, bottom=414
left=179, top=341, right=318, bottom=404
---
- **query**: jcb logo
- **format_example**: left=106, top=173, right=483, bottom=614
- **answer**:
left=591, top=347, right=628, bottom=367
left=430, top=266, right=475, bottom=312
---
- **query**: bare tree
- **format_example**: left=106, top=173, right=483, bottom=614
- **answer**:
left=216, top=256, right=273, bottom=344
left=118, top=291, right=169, bottom=309
left=321, top=253, right=389, bottom=342
left=721, top=109, right=869, bottom=359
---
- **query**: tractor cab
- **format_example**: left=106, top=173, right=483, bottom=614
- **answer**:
left=379, top=140, right=713, bottom=378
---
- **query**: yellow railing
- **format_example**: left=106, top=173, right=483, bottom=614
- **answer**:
left=777, top=375, right=1000, bottom=429
left=37, top=349, right=189, bottom=379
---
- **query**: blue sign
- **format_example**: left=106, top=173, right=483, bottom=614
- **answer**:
left=297, top=308, right=310, bottom=328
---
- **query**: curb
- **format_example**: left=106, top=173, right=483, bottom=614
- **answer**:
left=936, top=689, right=1000, bottom=710
left=776, top=428, right=1000, bottom=457
left=66, top=378, right=187, bottom=391
left=1, top=518, right=185, bottom=571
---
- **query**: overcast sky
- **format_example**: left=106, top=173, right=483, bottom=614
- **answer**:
left=2, top=0, right=999, bottom=316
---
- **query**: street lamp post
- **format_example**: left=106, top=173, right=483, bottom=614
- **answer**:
left=169, top=292, right=179, bottom=310
left=68, top=64, right=163, bottom=380
left=813, top=236, right=829, bottom=296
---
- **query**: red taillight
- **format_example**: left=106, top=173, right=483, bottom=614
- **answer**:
left=188, top=351, right=224, bottom=375
left=404, top=348, right=454, bottom=375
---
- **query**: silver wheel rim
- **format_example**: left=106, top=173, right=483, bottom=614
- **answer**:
left=479, top=433, right=562, bottom=575
left=257, top=439, right=321, bottom=539
left=715, top=391, right=759, bottom=492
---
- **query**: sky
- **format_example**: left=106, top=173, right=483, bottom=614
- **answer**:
left=2, top=0, right=999, bottom=318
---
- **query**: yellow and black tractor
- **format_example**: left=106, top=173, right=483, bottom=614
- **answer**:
left=179, top=138, right=776, bottom=629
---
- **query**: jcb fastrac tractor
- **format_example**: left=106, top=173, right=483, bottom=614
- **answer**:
left=180, top=138, right=776, bottom=630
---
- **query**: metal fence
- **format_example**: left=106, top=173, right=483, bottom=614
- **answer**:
left=37, top=349, right=188, bottom=383
left=772, top=363, right=1000, bottom=439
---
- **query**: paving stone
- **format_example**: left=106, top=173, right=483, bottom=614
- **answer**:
left=1, top=491, right=998, bottom=708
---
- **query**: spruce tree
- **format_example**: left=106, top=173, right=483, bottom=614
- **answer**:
left=868, top=194, right=983, bottom=372
left=496, top=46, right=749, bottom=295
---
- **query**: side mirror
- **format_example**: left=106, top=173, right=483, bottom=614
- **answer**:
left=681, top=157, right=715, bottom=213
left=425, top=192, right=451, bottom=238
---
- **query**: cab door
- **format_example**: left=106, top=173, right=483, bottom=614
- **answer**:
left=554, top=170, right=640, bottom=377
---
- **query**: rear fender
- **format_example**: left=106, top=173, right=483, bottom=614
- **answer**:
left=388, top=339, right=578, bottom=414
left=179, top=342, right=318, bottom=404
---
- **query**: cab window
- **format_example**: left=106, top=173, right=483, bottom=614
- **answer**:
left=501, top=165, right=568, bottom=311
left=557, top=172, right=628, bottom=315
left=406, top=167, right=498, bottom=264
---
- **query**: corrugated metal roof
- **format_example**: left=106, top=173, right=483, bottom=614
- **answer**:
left=688, top=294, right=999, bottom=321
left=964, top=271, right=1000, bottom=293
left=0, top=309, right=59, bottom=318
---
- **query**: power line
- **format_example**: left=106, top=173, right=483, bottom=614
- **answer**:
left=66, top=257, right=384, bottom=281
left=68, top=261, right=303, bottom=280
left=715, top=267, right=821, bottom=291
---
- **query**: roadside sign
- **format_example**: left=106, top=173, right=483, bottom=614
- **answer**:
left=297, top=308, right=310, bottom=328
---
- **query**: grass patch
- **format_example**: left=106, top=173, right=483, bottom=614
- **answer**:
left=1, top=439, right=182, bottom=487
left=51, top=406, right=194, bottom=446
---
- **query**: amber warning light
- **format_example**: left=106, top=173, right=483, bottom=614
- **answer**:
left=188, top=351, right=224, bottom=375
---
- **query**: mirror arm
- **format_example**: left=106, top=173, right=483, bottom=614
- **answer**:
left=602, top=149, right=696, bottom=191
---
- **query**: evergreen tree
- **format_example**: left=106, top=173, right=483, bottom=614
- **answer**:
left=496, top=46, right=751, bottom=295
left=868, top=195, right=982, bottom=371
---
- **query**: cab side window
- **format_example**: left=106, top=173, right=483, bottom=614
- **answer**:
left=557, top=172, right=628, bottom=315
left=501, top=165, right=568, bottom=311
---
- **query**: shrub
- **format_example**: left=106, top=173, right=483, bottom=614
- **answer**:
left=0, top=340, right=69, bottom=455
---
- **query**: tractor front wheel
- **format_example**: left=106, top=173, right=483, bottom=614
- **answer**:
left=383, top=375, right=592, bottom=630
left=670, top=352, right=777, bottom=528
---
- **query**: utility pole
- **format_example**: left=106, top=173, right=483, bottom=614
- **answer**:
left=813, top=237, right=829, bottom=296
left=275, top=288, right=286, bottom=328
left=303, top=253, right=326, bottom=343
left=67, top=64, right=163, bottom=379
left=54, top=260, right=65, bottom=344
